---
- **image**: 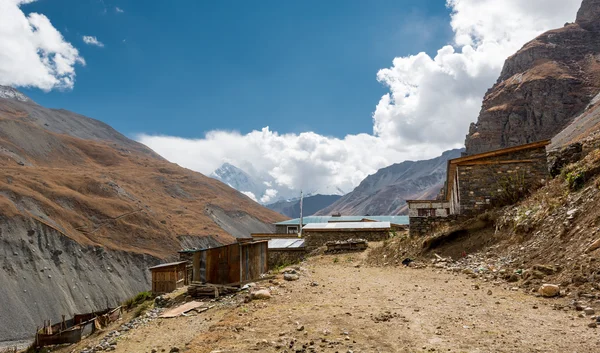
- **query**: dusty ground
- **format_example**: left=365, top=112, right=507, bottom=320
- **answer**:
left=57, top=247, right=600, bottom=353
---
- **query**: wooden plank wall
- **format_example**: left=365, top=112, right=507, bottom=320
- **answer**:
left=152, top=264, right=187, bottom=294
left=193, top=243, right=241, bottom=285
left=240, top=241, right=268, bottom=282
left=192, top=241, right=268, bottom=285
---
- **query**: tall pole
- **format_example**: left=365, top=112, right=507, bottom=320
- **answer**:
left=299, top=190, right=303, bottom=238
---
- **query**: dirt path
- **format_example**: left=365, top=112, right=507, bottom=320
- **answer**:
left=188, top=254, right=599, bottom=353
left=58, top=250, right=599, bottom=353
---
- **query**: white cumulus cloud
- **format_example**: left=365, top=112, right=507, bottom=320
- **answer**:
left=240, top=191, right=258, bottom=202
left=373, top=0, right=582, bottom=147
left=260, top=189, right=279, bottom=204
left=138, top=0, right=582, bottom=198
left=0, top=0, right=85, bottom=90
left=82, top=35, right=104, bottom=47
left=115, top=7, right=124, bottom=13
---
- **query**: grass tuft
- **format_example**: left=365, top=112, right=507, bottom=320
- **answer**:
left=122, top=291, right=152, bottom=310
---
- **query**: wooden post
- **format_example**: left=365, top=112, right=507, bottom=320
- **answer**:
left=193, top=252, right=200, bottom=282
left=239, top=243, right=243, bottom=284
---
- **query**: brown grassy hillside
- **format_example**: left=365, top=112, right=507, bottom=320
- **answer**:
left=0, top=96, right=286, bottom=259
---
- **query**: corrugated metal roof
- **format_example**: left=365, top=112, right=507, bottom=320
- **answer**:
left=149, top=261, right=188, bottom=270
left=268, top=238, right=306, bottom=249
left=303, top=221, right=391, bottom=230
left=275, top=216, right=408, bottom=226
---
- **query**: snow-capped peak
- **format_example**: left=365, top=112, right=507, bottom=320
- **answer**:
left=0, top=86, right=31, bottom=103
left=210, top=162, right=348, bottom=205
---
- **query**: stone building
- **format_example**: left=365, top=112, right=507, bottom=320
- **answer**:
left=302, top=222, right=391, bottom=250
left=408, top=140, right=550, bottom=237
left=405, top=200, right=453, bottom=237
left=273, top=216, right=408, bottom=234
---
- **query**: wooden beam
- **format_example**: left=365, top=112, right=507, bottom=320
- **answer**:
left=449, top=140, right=550, bottom=165
left=458, top=159, right=538, bottom=166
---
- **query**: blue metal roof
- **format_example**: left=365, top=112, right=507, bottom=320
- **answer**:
left=274, top=216, right=408, bottom=226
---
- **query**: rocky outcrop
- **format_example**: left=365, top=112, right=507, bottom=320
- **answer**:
left=465, top=0, right=600, bottom=155
left=577, top=0, right=600, bottom=32
left=547, top=142, right=583, bottom=177
left=315, top=149, right=463, bottom=216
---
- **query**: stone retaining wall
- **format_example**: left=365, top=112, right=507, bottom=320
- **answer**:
left=409, top=216, right=459, bottom=237
left=268, top=249, right=306, bottom=268
left=303, top=230, right=390, bottom=250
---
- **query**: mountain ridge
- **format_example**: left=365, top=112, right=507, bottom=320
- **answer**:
left=266, top=194, right=342, bottom=218
left=315, top=148, right=464, bottom=216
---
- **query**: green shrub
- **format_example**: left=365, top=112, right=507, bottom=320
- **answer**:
left=122, top=291, right=152, bottom=310
left=492, top=170, right=532, bottom=206
left=565, top=169, right=586, bottom=191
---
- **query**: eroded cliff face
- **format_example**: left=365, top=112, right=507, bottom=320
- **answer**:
left=465, top=0, right=600, bottom=155
left=0, top=216, right=159, bottom=341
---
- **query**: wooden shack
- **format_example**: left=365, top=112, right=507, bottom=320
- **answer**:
left=149, top=261, right=188, bottom=294
left=192, top=241, right=268, bottom=286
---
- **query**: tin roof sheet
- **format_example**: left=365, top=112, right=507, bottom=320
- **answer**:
left=268, top=238, right=306, bottom=249
left=274, top=216, right=408, bottom=226
left=302, top=221, right=391, bottom=230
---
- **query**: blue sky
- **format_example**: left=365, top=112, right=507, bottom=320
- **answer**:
left=3, top=0, right=581, bottom=201
left=20, top=0, right=452, bottom=139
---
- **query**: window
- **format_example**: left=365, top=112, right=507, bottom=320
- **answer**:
left=287, top=226, right=298, bottom=234
left=418, top=208, right=437, bottom=217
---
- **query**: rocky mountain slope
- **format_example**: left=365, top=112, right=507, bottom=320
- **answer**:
left=315, top=149, right=464, bottom=216
left=0, top=87, right=285, bottom=342
left=266, top=194, right=342, bottom=218
left=550, top=92, right=600, bottom=150
left=465, top=0, right=600, bottom=155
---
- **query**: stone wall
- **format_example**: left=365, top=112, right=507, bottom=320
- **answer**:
left=407, top=201, right=450, bottom=217
left=409, top=216, right=458, bottom=237
left=268, top=249, right=306, bottom=268
left=457, top=146, right=549, bottom=215
left=303, top=230, right=389, bottom=250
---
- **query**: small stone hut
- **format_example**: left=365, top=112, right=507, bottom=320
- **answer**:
left=302, top=222, right=391, bottom=250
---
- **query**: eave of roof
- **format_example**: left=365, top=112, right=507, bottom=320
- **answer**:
left=149, top=261, right=188, bottom=270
